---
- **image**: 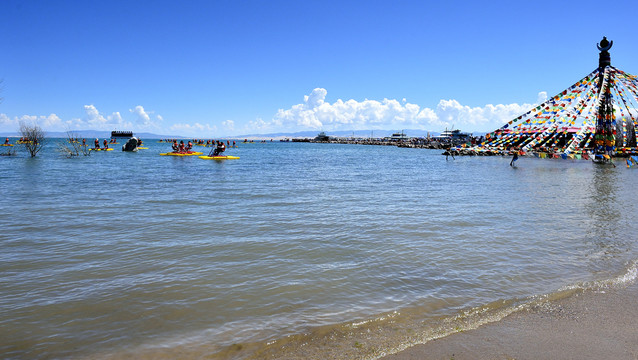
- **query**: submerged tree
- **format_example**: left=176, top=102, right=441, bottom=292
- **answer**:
left=1, top=145, right=16, bottom=156
left=19, top=121, right=46, bottom=157
left=57, top=130, right=90, bottom=157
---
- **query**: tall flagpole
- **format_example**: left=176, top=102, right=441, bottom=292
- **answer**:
left=594, top=37, right=616, bottom=161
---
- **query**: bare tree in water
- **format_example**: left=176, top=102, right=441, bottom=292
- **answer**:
left=19, top=121, right=46, bottom=157
left=57, top=130, right=90, bottom=157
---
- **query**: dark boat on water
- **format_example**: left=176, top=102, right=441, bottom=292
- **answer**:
left=111, top=130, right=134, bottom=138
left=314, top=132, right=330, bottom=142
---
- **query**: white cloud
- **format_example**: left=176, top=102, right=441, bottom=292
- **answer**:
left=271, top=88, right=440, bottom=132
left=40, top=114, right=64, bottom=128
left=128, top=105, right=164, bottom=131
left=432, top=99, right=535, bottom=131
left=84, top=104, right=103, bottom=124
left=0, top=92, right=543, bottom=136
left=169, top=122, right=217, bottom=137
left=81, top=105, right=131, bottom=130
left=243, top=118, right=273, bottom=133
left=260, top=88, right=540, bottom=133
left=0, top=104, right=161, bottom=134
left=18, top=114, right=63, bottom=127
left=0, top=113, right=65, bottom=131
left=130, top=105, right=151, bottom=125
left=0, top=113, right=12, bottom=126
left=537, top=91, right=548, bottom=104
left=222, top=120, right=235, bottom=131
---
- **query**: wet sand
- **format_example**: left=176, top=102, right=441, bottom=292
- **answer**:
left=383, top=280, right=638, bottom=360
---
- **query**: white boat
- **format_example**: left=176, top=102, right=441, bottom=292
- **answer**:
left=388, top=131, right=410, bottom=141
left=433, top=128, right=471, bottom=141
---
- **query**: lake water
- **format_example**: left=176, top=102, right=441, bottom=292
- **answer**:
left=2, top=139, right=637, bottom=359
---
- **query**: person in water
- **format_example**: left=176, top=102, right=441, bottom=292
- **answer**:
left=103, top=139, right=109, bottom=149
left=510, top=149, right=519, bottom=166
left=94, top=138, right=100, bottom=149
left=445, top=149, right=455, bottom=161
left=187, top=141, right=193, bottom=151
left=178, top=140, right=185, bottom=152
left=172, top=140, right=179, bottom=152
left=82, top=138, right=86, bottom=146
left=211, top=141, right=226, bottom=156
left=4, top=138, right=9, bottom=145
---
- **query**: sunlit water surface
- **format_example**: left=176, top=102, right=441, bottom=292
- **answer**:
left=1, top=140, right=637, bottom=359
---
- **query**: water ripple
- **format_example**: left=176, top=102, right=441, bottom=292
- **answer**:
left=1, top=142, right=637, bottom=358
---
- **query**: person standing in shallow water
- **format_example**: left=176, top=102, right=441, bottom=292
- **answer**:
left=510, top=149, right=519, bottom=166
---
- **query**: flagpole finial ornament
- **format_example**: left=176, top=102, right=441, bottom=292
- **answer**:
left=597, top=37, right=612, bottom=70
left=597, top=36, right=613, bottom=52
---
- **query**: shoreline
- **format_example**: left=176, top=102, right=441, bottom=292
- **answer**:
left=96, top=261, right=638, bottom=359
left=382, top=279, right=638, bottom=360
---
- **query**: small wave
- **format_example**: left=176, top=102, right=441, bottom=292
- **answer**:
left=204, top=259, right=638, bottom=360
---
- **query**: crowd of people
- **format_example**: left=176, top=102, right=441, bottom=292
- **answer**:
left=167, top=139, right=234, bottom=157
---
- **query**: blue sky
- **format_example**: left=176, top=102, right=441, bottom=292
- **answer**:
left=1, top=0, right=637, bottom=137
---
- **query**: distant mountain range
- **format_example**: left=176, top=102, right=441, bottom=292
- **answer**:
left=216, top=129, right=482, bottom=140
left=0, top=128, right=485, bottom=139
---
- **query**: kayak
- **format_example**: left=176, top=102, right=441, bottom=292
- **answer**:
left=90, top=148, right=114, bottom=151
left=199, top=155, right=240, bottom=160
left=137, top=147, right=149, bottom=149
left=1, top=144, right=14, bottom=147
left=160, top=151, right=203, bottom=156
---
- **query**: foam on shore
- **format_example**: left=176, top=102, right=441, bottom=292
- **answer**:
left=383, top=259, right=638, bottom=360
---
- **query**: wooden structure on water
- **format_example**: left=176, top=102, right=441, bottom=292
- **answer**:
left=111, top=131, right=134, bottom=138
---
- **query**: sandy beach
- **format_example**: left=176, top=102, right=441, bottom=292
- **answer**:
left=383, top=280, right=638, bottom=360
